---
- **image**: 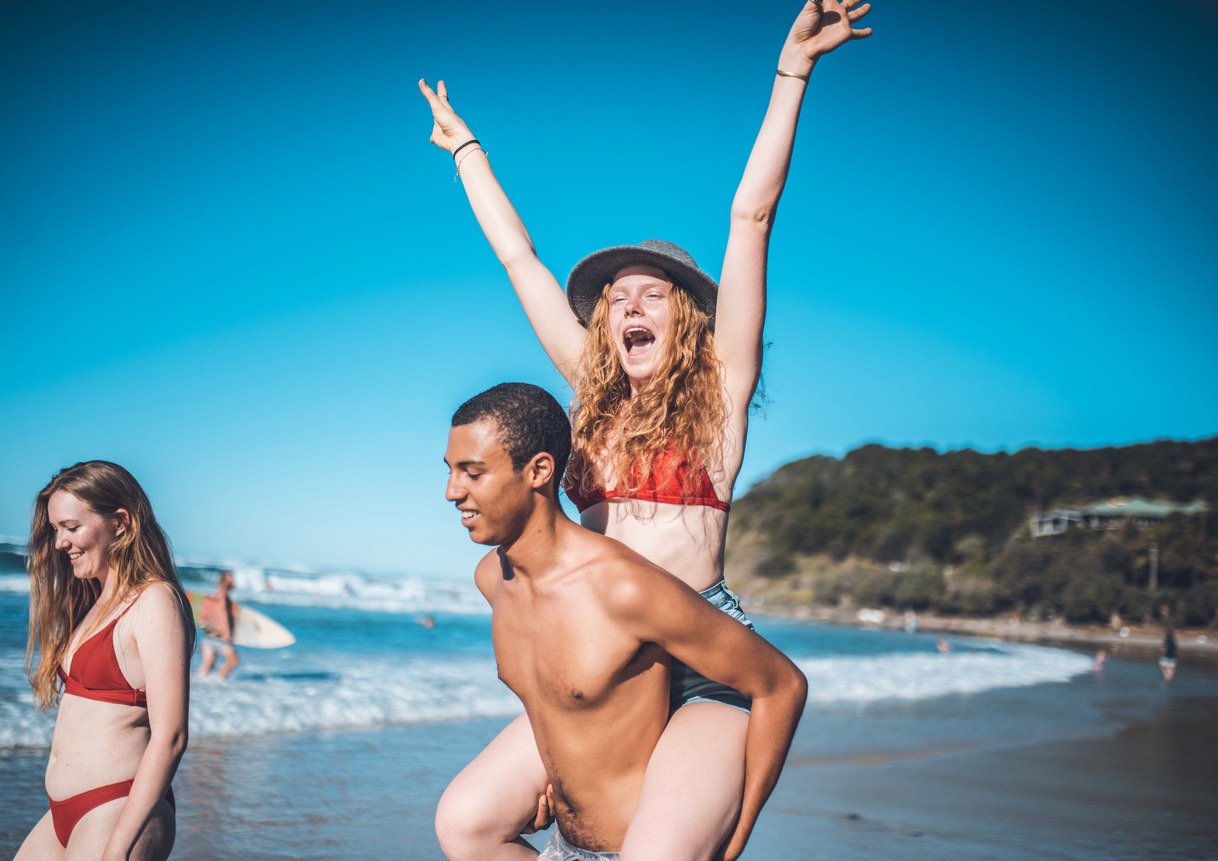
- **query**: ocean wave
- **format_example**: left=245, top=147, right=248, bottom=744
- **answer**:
left=0, top=574, right=29, bottom=594
left=211, top=566, right=487, bottom=616
left=0, top=652, right=520, bottom=749
left=0, top=557, right=485, bottom=616
left=0, top=637, right=1093, bottom=749
left=795, top=639, right=1093, bottom=704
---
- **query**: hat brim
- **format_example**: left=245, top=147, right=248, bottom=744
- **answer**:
left=566, top=245, right=718, bottom=327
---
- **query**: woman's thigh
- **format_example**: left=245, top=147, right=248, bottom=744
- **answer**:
left=620, top=702, right=749, bottom=861
left=436, top=713, right=550, bottom=859
left=14, top=810, right=64, bottom=861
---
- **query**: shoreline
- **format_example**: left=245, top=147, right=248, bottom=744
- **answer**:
left=748, top=600, right=1218, bottom=661
left=4, top=634, right=1216, bottom=859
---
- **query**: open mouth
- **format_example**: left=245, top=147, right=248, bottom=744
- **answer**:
left=623, top=326, right=655, bottom=356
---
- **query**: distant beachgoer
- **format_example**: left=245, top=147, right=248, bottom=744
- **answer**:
left=1159, top=627, right=1177, bottom=681
left=419, top=614, right=437, bottom=629
left=936, top=639, right=953, bottom=654
left=443, top=383, right=807, bottom=860
left=16, top=461, right=194, bottom=861
left=1093, top=649, right=1107, bottom=673
left=420, top=3, right=871, bottom=857
left=198, top=570, right=240, bottom=679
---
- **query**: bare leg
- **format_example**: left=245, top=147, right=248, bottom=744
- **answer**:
left=619, top=702, right=749, bottom=861
left=14, top=810, right=64, bottom=861
left=218, top=645, right=240, bottom=680
left=435, top=713, right=549, bottom=861
left=197, top=644, right=216, bottom=677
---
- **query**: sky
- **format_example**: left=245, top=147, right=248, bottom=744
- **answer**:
left=2, top=0, right=1215, bottom=578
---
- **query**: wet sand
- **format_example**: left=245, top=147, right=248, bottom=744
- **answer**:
left=748, top=691, right=1218, bottom=860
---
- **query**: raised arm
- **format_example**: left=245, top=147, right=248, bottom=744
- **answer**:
left=716, top=0, right=873, bottom=405
left=612, top=568, right=809, bottom=861
left=419, top=79, right=587, bottom=383
left=101, top=584, right=190, bottom=861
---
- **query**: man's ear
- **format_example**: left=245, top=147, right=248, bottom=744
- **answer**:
left=525, top=452, right=555, bottom=491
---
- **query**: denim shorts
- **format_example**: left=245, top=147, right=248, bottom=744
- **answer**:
left=538, top=829, right=619, bottom=860
left=669, top=580, right=753, bottom=714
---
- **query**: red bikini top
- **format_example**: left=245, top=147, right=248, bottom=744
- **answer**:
left=564, top=445, right=730, bottom=513
left=57, top=604, right=146, bottom=707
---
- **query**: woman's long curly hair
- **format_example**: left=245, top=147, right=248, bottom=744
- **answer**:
left=568, top=279, right=727, bottom=498
left=26, top=461, right=194, bottom=709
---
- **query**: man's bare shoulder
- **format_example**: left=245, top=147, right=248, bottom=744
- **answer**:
left=473, top=549, right=504, bottom=600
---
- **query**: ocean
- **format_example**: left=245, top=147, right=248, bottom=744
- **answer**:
left=4, top=544, right=1215, bottom=860
left=0, top=555, right=1096, bottom=750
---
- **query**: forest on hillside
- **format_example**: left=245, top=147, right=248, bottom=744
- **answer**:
left=726, top=438, right=1218, bottom=626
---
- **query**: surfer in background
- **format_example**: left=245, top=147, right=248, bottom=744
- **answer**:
left=198, top=570, right=241, bottom=679
left=420, top=1, right=871, bottom=857
left=17, top=461, right=194, bottom=861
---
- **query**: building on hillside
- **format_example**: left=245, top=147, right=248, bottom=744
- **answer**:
left=1029, top=508, right=1082, bottom=537
left=1030, top=497, right=1208, bottom=538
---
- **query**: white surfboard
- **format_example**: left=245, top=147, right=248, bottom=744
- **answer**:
left=188, top=591, right=296, bottom=649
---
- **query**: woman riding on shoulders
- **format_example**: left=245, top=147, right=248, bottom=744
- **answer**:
left=421, top=2, right=871, bottom=859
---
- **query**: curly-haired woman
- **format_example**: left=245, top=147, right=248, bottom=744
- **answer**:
left=420, top=2, right=871, bottom=858
left=16, top=461, right=194, bottom=861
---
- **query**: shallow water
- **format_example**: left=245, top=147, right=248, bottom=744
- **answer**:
left=4, top=569, right=1214, bottom=859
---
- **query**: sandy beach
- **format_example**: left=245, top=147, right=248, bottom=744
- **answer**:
left=3, top=637, right=1215, bottom=861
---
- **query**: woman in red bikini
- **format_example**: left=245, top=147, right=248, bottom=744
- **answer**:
left=421, top=3, right=871, bottom=859
left=16, top=461, right=194, bottom=861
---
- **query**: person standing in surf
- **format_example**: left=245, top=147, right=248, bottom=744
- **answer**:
left=16, top=461, right=194, bottom=861
left=420, top=2, right=872, bottom=858
left=197, top=570, right=240, bottom=679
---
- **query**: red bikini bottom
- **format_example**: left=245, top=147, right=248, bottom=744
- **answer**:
left=49, top=780, right=175, bottom=847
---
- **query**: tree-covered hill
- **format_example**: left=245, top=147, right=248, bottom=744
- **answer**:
left=726, top=438, right=1218, bottom=625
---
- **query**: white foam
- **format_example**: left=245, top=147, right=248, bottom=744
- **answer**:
left=0, top=636, right=1094, bottom=749
left=794, top=640, right=1093, bottom=704
left=187, top=654, right=520, bottom=737
left=0, top=574, right=30, bottom=594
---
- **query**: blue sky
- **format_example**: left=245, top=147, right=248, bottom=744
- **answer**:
left=2, top=0, right=1215, bottom=577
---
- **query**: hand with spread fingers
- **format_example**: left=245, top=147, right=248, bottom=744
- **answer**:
left=781, top=0, right=873, bottom=77
left=418, top=78, right=474, bottom=155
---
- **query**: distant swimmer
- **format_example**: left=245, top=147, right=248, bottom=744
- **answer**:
left=441, top=384, right=806, bottom=860
left=419, top=614, right=437, bottom=629
left=937, top=639, right=953, bottom=654
left=198, top=570, right=240, bottom=679
left=1159, top=627, right=1177, bottom=682
left=16, top=461, right=193, bottom=861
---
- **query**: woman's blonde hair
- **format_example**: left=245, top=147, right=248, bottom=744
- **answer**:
left=568, top=280, right=727, bottom=497
left=26, top=461, right=195, bottom=709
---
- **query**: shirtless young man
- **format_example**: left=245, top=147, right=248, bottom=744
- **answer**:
left=443, top=383, right=808, bottom=860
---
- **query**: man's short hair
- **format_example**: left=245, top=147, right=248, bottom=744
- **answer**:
left=452, top=383, right=571, bottom=492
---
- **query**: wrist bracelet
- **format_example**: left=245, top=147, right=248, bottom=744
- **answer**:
left=454, top=146, right=487, bottom=182
left=776, top=68, right=810, bottom=82
left=452, top=138, right=481, bottom=160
